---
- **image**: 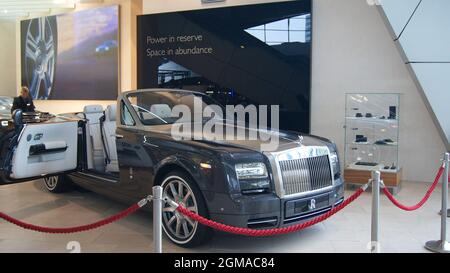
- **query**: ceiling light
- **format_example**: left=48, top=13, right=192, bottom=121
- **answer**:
left=3, top=10, right=8, bottom=14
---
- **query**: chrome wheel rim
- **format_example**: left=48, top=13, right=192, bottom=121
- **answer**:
left=44, top=176, right=58, bottom=190
left=25, top=17, right=56, bottom=100
left=161, top=176, right=198, bottom=243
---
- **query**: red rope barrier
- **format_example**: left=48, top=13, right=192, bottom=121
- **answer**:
left=176, top=187, right=365, bottom=237
left=382, top=166, right=444, bottom=211
left=0, top=203, right=142, bottom=234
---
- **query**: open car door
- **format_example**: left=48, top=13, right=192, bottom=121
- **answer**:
left=1, top=116, right=79, bottom=183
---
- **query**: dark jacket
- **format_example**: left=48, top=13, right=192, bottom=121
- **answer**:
left=11, top=96, right=35, bottom=113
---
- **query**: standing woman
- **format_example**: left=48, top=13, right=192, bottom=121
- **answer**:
left=11, top=86, right=36, bottom=113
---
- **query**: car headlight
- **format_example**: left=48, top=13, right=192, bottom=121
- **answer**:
left=235, top=162, right=268, bottom=180
left=330, top=152, right=340, bottom=176
left=235, top=162, right=270, bottom=193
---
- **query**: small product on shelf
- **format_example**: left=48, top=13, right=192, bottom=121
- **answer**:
left=389, top=106, right=397, bottom=119
left=355, top=161, right=378, bottom=166
left=374, top=138, right=396, bottom=145
left=355, top=135, right=368, bottom=143
left=347, top=161, right=384, bottom=171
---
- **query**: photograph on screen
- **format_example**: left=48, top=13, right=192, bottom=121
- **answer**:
left=137, top=1, right=312, bottom=133
left=20, top=5, right=119, bottom=100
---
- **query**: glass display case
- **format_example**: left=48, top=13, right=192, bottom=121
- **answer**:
left=343, top=93, right=402, bottom=193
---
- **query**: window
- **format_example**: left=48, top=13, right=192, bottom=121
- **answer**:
left=245, top=14, right=311, bottom=45
left=121, top=100, right=135, bottom=126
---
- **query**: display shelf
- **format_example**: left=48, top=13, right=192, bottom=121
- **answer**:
left=343, top=93, right=401, bottom=194
left=345, top=117, right=399, bottom=123
left=347, top=142, right=398, bottom=146
left=344, top=167, right=403, bottom=195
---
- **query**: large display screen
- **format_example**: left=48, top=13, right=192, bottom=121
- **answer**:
left=20, top=6, right=119, bottom=100
left=137, top=0, right=312, bottom=133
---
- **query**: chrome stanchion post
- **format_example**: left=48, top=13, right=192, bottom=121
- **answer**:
left=439, top=166, right=450, bottom=217
left=370, top=171, right=381, bottom=253
left=153, top=186, right=163, bottom=253
left=425, top=152, right=450, bottom=253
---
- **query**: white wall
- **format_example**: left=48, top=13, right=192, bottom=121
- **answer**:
left=0, top=21, right=17, bottom=97
left=310, top=0, right=446, bottom=182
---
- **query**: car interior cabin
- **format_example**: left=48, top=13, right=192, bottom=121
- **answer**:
left=80, top=104, right=119, bottom=176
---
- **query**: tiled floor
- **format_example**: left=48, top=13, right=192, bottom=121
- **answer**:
left=0, top=180, right=448, bottom=253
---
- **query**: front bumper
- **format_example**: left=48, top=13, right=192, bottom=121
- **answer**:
left=207, top=177, right=345, bottom=229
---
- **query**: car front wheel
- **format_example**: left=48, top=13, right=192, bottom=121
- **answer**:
left=160, top=171, right=212, bottom=247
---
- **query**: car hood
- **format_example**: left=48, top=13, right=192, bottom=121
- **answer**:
left=147, top=121, right=334, bottom=153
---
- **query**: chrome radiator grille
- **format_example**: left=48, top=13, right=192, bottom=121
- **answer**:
left=278, top=155, right=332, bottom=196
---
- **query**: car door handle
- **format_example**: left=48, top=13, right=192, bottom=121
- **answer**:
left=115, top=134, right=124, bottom=139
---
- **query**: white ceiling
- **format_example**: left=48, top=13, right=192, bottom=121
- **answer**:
left=0, top=0, right=102, bottom=20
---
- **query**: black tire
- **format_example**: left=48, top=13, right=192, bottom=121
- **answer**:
left=160, top=171, right=213, bottom=247
left=43, top=175, right=73, bottom=193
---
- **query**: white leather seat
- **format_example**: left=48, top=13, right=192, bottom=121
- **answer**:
left=150, top=104, right=172, bottom=118
left=102, top=104, right=119, bottom=173
left=84, top=105, right=105, bottom=172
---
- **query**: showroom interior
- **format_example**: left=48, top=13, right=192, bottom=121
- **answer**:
left=0, top=0, right=449, bottom=253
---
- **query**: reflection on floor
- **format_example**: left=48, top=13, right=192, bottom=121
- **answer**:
left=0, top=180, right=448, bottom=253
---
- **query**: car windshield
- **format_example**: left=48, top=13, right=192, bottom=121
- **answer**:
left=126, top=90, right=225, bottom=125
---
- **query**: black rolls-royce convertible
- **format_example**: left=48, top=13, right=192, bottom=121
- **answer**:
left=0, top=89, right=344, bottom=247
